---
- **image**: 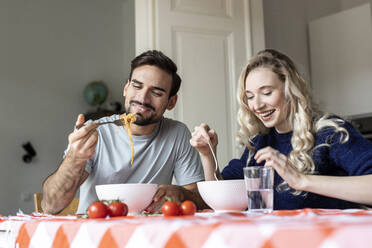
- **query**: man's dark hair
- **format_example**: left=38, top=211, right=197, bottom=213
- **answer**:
left=129, top=50, right=181, bottom=98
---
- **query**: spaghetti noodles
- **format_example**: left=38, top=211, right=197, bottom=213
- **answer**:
left=120, top=113, right=136, bottom=165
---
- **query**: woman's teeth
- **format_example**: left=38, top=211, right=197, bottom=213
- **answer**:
left=258, top=110, right=275, bottom=118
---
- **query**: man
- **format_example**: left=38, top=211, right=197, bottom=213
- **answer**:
left=42, top=50, right=205, bottom=214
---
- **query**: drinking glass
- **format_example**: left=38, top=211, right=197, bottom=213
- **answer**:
left=243, top=166, right=274, bottom=213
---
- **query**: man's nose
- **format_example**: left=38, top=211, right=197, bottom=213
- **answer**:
left=137, top=88, right=151, bottom=104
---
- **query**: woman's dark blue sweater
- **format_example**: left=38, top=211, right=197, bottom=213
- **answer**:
left=222, top=119, right=372, bottom=209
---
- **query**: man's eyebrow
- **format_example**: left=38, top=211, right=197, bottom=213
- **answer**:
left=152, top=86, right=167, bottom=93
left=131, top=79, right=143, bottom=85
left=132, top=79, right=167, bottom=93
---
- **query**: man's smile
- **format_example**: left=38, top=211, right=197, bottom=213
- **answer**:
left=129, top=100, right=155, bottom=114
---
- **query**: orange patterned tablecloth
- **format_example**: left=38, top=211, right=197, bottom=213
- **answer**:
left=1, top=209, right=372, bottom=248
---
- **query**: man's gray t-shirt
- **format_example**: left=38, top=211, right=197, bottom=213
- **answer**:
left=71, top=115, right=204, bottom=213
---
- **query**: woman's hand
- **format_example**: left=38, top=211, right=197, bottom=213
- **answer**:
left=190, top=123, right=218, bottom=157
left=254, top=146, right=307, bottom=191
left=190, top=124, right=221, bottom=180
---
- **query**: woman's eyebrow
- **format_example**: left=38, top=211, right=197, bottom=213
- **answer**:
left=258, top=85, right=274, bottom=90
left=245, top=85, right=274, bottom=93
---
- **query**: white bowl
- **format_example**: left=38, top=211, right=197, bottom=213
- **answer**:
left=95, top=183, right=158, bottom=214
left=197, top=180, right=248, bottom=212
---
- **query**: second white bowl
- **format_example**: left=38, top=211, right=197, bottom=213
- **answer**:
left=197, top=180, right=248, bottom=212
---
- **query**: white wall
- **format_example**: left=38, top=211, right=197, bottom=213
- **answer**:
left=0, top=0, right=135, bottom=215
left=262, top=0, right=342, bottom=82
left=262, top=0, right=372, bottom=115
left=263, top=0, right=372, bottom=82
left=309, top=3, right=372, bottom=116
left=341, top=0, right=372, bottom=10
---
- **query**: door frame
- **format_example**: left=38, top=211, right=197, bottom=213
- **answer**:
left=134, top=0, right=265, bottom=56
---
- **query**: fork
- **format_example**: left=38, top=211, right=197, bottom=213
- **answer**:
left=75, top=119, right=124, bottom=130
left=207, top=140, right=219, bottom=181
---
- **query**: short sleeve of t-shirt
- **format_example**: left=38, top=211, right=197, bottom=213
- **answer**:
left=172, top=123, right=204, bottom=185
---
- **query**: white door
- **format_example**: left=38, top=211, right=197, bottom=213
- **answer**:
left=135, top=0, right=264, bottom=169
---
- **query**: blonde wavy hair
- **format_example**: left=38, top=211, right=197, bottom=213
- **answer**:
left=237, top=49, right=349, bottom=194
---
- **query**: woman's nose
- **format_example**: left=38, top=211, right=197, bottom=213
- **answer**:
left=252, top=96, right=265, bottom=110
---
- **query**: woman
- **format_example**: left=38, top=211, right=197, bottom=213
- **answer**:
left=190, top=49, right=372, bottom=210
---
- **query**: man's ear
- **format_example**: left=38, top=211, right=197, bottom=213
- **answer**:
left=166, top=94, right=178, bottom=110
left=123, top=80, right=130, bottom=97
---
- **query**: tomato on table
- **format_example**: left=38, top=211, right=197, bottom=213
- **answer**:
left=88, top=201, right=108, bottom=218
left=161, top=201, right=180, bottom=216
left=108, top=201, right=128, bottom=217
left=180, top=200, right=196, bottom=216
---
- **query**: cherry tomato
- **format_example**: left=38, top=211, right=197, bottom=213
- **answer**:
left=108, top=201, right=128, bottom=217
left=180, top=200, right=196, bottom=216
left=88, top=201, right=108, bottom=218
left=161, top=201, right=180, bottom=216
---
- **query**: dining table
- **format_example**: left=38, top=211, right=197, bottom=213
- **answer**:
left=1, top=208, right=372, bottom=248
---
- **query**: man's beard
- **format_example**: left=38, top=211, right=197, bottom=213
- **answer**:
left=124, top=101, right=162, bottom=126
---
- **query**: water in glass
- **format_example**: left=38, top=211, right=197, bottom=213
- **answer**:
left=247, top=188, right=273, bottom=213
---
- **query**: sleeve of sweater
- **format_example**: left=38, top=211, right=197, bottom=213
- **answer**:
left=326, top=119, right=372, bottom=175
left=221, top=148, right=249, bottom=180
